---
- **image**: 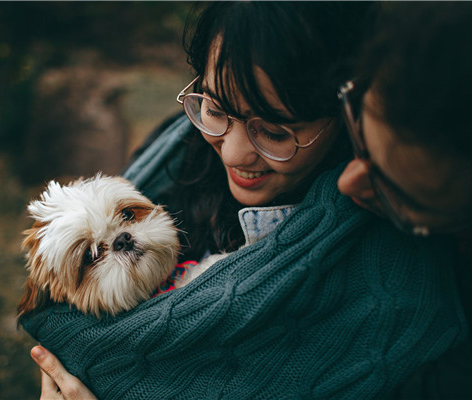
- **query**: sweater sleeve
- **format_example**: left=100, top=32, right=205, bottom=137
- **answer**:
left=20, top=165, right=468, bottom=400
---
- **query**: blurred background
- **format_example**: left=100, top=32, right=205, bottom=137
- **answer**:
left=0, top=2, right=193, bottom=398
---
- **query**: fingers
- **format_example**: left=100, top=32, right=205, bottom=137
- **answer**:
left=32, top=345, right=67, bottom=399
left=31, top=346, right=97, bottom=400
left=40, top=368, right=63, bottom=400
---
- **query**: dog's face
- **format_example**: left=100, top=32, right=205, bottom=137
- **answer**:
left=18, top=175, right=179, bottom=317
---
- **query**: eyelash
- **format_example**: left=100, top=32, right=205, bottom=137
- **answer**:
left=205, top=107, right=225, bottom=118
left=251, top=125, right=288, bottom=143
left=260, top=128, right=287, bottom=142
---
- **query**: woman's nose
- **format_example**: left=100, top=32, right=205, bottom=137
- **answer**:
left=220, top=121, right=259, bottom=166
left=338, top=158, right=375, bottom=199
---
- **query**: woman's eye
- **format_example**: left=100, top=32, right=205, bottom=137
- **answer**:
left=252, top=126, right=289, bottom=143
left=262, top=129, right=288, bottom=143
left=202, top=98, right=226, bottom=119
left=121, top=208, right=135, bottom=221
left=249, top=120, right=291, bottom=143
left=205, top=106, right=226, bottom=119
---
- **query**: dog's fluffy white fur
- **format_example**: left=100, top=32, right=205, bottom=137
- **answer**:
left=18, top=174, right=181, bottom=317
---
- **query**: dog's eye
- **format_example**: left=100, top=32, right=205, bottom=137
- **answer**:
left=82, top=246, right=104, bottom=266
left=83, top=249, right=95, bottom=266
left=121, top=208, right=135, bottom=221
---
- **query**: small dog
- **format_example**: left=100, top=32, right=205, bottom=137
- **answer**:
left=18, top=175, right=181, bottom=318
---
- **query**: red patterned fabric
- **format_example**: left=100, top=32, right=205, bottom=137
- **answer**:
left=152, top=260, right=198, bottom=296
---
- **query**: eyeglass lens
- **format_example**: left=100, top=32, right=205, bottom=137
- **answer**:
left=247, top=118, right=296, bottom=160
left=184, top=95, right=227, bottom=135
left=183, top=95, right=297, bottom=160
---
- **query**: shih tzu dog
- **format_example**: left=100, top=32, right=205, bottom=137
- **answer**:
left=18, top=174, right=182, bottom=318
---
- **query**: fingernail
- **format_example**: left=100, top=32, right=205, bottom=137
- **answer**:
left=31, top=346, right=46, bottom=360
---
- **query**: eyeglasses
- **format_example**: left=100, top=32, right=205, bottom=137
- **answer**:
left=338, top=80, right=434, bottom=236
left=177, top=76, right=331, bottom=162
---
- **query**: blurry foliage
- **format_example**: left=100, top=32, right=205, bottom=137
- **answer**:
left=0, top=1, right=193, bottom=172
left=0, top=2, right=192, bottom=64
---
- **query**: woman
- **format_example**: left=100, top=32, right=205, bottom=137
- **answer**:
left=126, top=1, right=364, bottom=264
left=23, top=3, right=466, bottom=399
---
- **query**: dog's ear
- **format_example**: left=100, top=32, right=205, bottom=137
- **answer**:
left=17, top=278, right=51, bottom=322
left=22, top=221, right=46, bottom=251
left=18, top=222, right=51, bottom=325
left=26, top=180, right=63, bottom=222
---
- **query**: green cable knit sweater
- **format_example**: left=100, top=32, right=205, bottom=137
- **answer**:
left=21, top=116, right=467, bottom=399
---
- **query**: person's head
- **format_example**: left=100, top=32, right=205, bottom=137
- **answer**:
left=180, top=2, right=374, bottom=206
left=337, top=3, right=472, bottom=235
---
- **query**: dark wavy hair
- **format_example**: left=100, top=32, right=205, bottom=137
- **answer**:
left=357, top=3, right=472, bottom=160
left=153, top=2, right=375, bottom=262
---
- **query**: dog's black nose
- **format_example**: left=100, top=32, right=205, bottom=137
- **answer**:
left=113, top=232, right=134, bottom=252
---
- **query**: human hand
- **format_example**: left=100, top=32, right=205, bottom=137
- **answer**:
left=31, top=346, right=97, bottom=400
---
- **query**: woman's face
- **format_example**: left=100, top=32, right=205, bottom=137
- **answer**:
left=338, top=89, right=472, bottom=232
left=201, top=65, right=338, bottom=206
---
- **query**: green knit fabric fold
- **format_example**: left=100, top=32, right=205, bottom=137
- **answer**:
left=21, top=117, right=468, bottom=399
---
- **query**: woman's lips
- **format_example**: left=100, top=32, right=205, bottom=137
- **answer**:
left=228, top=167, right=272, bottom=188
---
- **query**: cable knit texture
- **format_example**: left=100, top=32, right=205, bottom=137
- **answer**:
left=21, top=116, right=467, bottom=399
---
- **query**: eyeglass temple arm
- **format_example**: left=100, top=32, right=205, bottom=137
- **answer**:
left=296, top=117, right=334, bottom=149
left=337, top=80, right=356, bottom=133
left=176, top=76, right=200, bottom=104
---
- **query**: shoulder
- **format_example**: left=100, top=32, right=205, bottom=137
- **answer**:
left=271, top=164, right=463, bottom=313
left=273, top=164, right=373, bottom=251
left=290, top=164, right=454, bottom=263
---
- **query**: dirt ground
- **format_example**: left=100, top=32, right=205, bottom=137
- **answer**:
left=0, top=3, right=191, bottom=398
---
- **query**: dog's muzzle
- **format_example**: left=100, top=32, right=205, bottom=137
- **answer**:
left=113, top=232, right=134, bottom=252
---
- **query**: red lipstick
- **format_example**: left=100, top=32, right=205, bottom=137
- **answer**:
left=228, top=168, right=272, bottom=188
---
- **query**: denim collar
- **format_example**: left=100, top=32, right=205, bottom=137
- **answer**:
left=238, top=204, right=296, bottom=245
